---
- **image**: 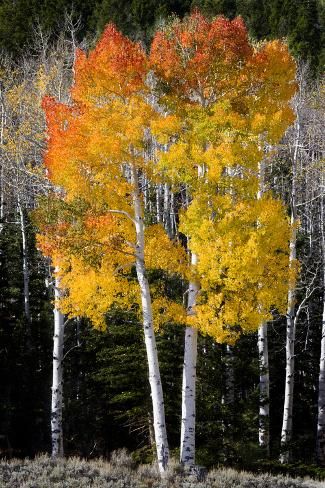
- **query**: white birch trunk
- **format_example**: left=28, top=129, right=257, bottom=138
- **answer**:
left=258, top=321, right=270, bottom=455
left=316, top=172, right=325, bottom=464
left=170, top=191, right=177, bottom=237
left=163, top=183, right=171, bottom=236
left=17, top=197, right=31, bottom=324
left=317, top=291, right=325, bottom=464
left=51, top=270, right=64, bottom=458
left=280, top=112, right=299, bottom=464
left=156, top=184, right=162, bottom=224
left=257, top=161, right=270, bottom=455
left=131, top=165, right=169, bottom=473
left=180, top=253, right=199, bottom=466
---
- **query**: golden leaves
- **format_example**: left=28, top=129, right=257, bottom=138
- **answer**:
left=38, top=15, right=297, bottom=339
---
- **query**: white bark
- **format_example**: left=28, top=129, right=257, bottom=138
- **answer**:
left=156, top=184, right=162, bottom=223
left=131, top=165, right=169, bottom=473
left=258, top=321, right=270, bottom=455
left=170, top=191, right=177, bottom=237
left=180, top=253, right=199, bottom=466
left=163, top=183, right=171, bottom=236
left=17, top=197, right=31, bottom=324
left=316, top=172, right=325, bottom=464
left=317, top=291, right=325, bottom=465
left=257, top=161, right=270, bottom=455
left=51, top=270, right=65, bottom=458
left=280, top=111, right=299, bottom=464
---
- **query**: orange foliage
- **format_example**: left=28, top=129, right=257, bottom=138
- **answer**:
left=72, top=24, right=147, bottom=103
left=150, top=12, right=252, bottom=103
left=38, top=24, right=187, bottom=329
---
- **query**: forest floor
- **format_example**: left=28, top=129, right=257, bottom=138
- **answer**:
left=0, top=452, right=323, bottom=487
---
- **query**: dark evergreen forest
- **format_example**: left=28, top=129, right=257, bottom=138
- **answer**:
left=0, top=0, right=324, bottom=479
left=0, top=0, right=323, bottom=71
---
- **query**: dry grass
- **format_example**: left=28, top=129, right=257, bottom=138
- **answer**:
left=0, top=450, right=322, bottom=487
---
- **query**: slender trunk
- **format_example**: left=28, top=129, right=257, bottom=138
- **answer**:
left=131, top=165, right=169, bottom=473
left=258, top=322, right=270, bottom=455
left=316, top=173, right=325, bottom=464
left=280, top=112, right=299, bottom=464
left=170, top=191, right=177, bottom=237
left=317, top=295, right=325, bottom=465
left=156, top=184, right=162, bottom=224
left=17, top=198, right=31, bottom=324
left=51, top=270, right=64, bottom=458
left=257, top=161, right=270, bottom=455
left=180, top=253, right=199, bottom=466
left=163, top=183, right=172, bottom=236
left=280, top=265, right=296, bottom=463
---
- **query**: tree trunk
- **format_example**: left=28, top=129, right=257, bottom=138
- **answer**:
left=131, top=165, right=169, bottom=474
left=51, top=270, right=64, bottom=458
left=156, top=184, right=162, bottom=224
left=317, top=295, right=325, bottom=465
left=17, top=197, right=31, bottom=324
left=258, top=321, right=270, bottom=456
left=257, top=161, right=270, bottom=456
left=316, top=172, right=325, bottom=464
left=280, top=111, right=299, bottom=464
left=180, top=253, right=199, bottom=466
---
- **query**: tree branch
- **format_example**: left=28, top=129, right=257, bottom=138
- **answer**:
left=107, top=209, right=136, bottom=225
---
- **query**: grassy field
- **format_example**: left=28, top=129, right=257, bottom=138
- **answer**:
left=0, top=451, right=323, bottom=487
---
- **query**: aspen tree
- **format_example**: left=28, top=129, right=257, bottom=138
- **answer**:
left=37, top=25, right=187, bottom=473
left=261, top=67, right=323, bottom=463
left=51, top=270, right=65, bottom=458
left=150, top=11, right=297, bottom=465
left=257, top=161, right=270, bottom=456
left=317, top=166, right=325, bottom=464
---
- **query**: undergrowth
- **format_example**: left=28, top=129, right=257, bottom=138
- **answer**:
left=0, top=450, right=323, bottom=487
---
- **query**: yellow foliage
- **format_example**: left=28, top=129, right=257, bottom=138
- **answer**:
left=145, top=224, right=188, bottom=277
left=180, top=193, right=292, bottom=342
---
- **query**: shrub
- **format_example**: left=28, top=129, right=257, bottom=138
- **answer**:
left=0, top=454, right=323, bottom=487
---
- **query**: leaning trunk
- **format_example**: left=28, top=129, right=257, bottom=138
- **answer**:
left=51, top=270, right=65, bottom=458
left=17, top=197, right=31, bottom=325
left=180, top=254, right=199, bottom=465
left=132, top=165, right=169, bottom=473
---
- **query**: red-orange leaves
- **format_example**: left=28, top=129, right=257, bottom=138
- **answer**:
left=72, top=24, right=147, bottom=103
left=42, top=96, right=85, bottom=186
left=150, top=12, right=252, bottom=103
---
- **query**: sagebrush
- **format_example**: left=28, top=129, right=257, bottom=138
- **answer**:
left=0, top=451, right=323, bottom=487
